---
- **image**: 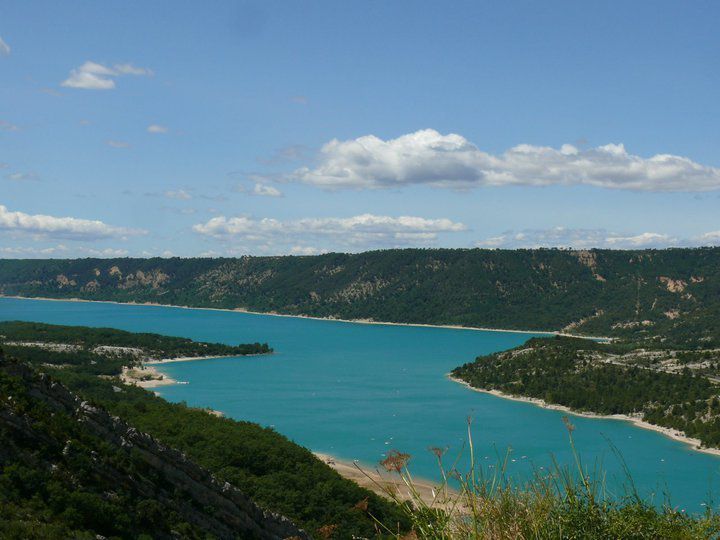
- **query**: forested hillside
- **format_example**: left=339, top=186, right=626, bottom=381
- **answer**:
left=453, top=336, right=720, bottom=449
left=0, top=355, right=308, bottom=540
left=0, top=323, right=408, bottom=538
left=1, top=247, right=719, bottom=344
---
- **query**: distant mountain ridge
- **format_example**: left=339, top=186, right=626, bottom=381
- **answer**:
left=1, top=248, right=718, bottom=343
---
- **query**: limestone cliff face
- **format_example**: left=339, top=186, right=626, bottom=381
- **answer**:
left=0, top=359, right=310, bottom=540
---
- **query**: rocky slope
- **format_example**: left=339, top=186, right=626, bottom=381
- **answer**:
left=0, top=354, right=308, bottom=539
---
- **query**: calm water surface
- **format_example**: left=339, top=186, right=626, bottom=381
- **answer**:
left=1, top=296, right=718, bottom=511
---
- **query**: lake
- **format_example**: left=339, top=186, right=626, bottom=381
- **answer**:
left=1, top=296, right=718, bottom=512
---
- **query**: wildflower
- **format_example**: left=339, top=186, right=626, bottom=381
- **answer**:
left=380, top=450, right=411, bottom=472
left=429, top=446, right=447, bottom=459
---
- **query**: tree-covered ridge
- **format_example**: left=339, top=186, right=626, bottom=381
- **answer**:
left=1, top=247, right=719, bottom=344
left=452, top=337, right=720, bottom=449
left=0, top=325, right=409, bottom=539
left=0, top=320, right=270, bottom=359
left=0, top=354, right=309, bottom=540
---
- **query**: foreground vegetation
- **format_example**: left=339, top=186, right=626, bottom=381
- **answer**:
left=453, top=336, right=720, bottom=449
left=1, top=247, right=720, bottom=344
left=1, top=354, right=306, bottom=539
left=372, top=420, right=720, bottom=540
left=0, top=324, right=407, bottom=538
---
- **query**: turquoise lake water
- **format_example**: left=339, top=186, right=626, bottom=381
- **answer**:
left=1, top=296, right=718, bottom=512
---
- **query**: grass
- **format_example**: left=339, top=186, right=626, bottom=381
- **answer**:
left=358, top=417, right=720, bottom=539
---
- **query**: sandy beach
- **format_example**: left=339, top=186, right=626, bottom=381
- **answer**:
left=314, top=452, right=460, bottom=510
left=121, top=354, right=240, bottom=388
left=121, top=364, right=179, bottom=388
left=0, top=294, right=610, bottom=340
left=448, top=375, right=720, bottom=457
left=145, top=354, right=238, bottom=365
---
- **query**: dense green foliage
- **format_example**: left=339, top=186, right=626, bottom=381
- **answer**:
left=51, top=370, right=406, bottom=538
left=0, top=357, right=228, bottom=539
left=1, top=247, right=719, bottom=344
left=453, top=337, right=720, bottom=448
left=0, top=320, right=270, bottom=358
left=0, top=324, right=408, bottom=538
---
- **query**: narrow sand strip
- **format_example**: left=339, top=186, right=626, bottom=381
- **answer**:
left=313, top=452, right=460, bottom=510
left=448, top=375, right=720, bottom=457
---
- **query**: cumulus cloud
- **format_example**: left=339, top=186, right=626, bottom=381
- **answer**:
left=696, top=231, right=720, bottom=244
left=147, top=124, right=168, bottom=134
left=0, top=205, right=145, bottom=240
left=289, top=245, right=325, bottom=255
left=61, top=61, right=153, bottom=90
left=252, top=183, right=282, bottom=197
left=0, top=120, right=19, bottom=131
left=0, top=36, right=10, bottom=56
left=193, top=213, right=465, bottom=253
left=475, top=227, right=720, bottom=250
left=290, top=129, right=720, bottom=192
left=5, top=172, right=39, bottom=182
left=164, top=189, right=192, bottom=200
left=0, top=245, right=130, bottom=258
left=106, top=140, right=130, bottom=148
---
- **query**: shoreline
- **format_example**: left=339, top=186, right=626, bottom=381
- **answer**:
left=0, top=294, right=610, bottom=340
left=121, top=364, right=180, bottom=389
left=313, top=451, right=458, bottom=509
left=448, top=375, right=720, bottom=458
left=145, top=354, right=239, bottom=365
left=123, top=354, right=241, bottom=387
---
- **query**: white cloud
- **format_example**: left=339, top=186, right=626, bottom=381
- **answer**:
left=193, top=213, right=465, bottom=253
left=291, top=129, right=720, bottom=192
left=113, top=63, right=152, bottom=76
left=474, top=227, right=720, bottom=250
left=289, top=245, right=325, bottom=255
left=5, top=172, right=39, bottom=182
left=61, top=61, right=153, bottom=90
left=106, top=140, right=130, bottom=148
left=253, top=183, right=282, bottom=197
left=164, top=189, right=192, bottom=200
left=147, top=124, right=168, bottom=134
left=696, top=231, right=720, bottom=245
left=0, top=245, right=130, bottom=258
left=604, top=232, right=675, bottom=248
left=0, top=204, right=144, bottom=240
left=0, top=120, right=19, bottom=131
left=0, top=36, right=10, bottom=56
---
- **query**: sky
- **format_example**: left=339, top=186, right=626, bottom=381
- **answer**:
left=1, top=0, right=719, bottom=258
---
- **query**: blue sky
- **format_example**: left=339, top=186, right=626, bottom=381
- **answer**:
left=1, top=0, right=719, bottom=257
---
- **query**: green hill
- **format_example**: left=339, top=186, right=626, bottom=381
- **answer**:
left=1, top=248, right=719, bottom=344
left=0, top=323, right=407, bottom=539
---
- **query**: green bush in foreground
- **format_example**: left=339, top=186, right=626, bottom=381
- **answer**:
left=368, top=419, right=720, bottom=540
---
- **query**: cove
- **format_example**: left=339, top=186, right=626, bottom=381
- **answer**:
left=1, top=296, right=718, bottom=512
